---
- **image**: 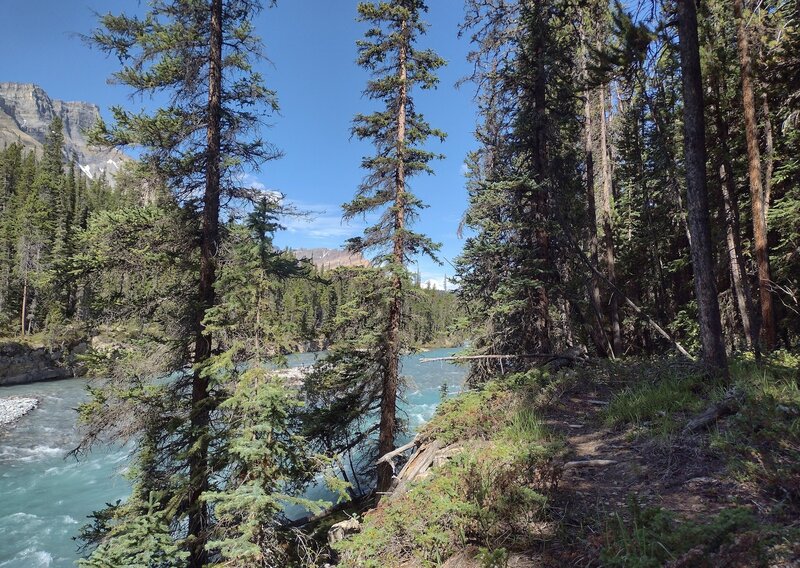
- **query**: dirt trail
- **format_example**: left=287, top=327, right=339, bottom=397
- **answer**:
left=536, top=387, right=755, bottom=565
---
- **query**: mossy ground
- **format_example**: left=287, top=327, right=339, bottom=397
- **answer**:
left=332, top=353, right=800, bottom=567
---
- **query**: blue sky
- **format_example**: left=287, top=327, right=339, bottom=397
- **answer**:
left=0, top=1, right=478, bottom=289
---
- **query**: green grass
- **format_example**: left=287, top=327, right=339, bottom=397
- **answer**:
left=501, top=407, right=548, bottom=445
left=336, top=355, right=800, bottom=565
left=710, top=352, right=800, bottom=503
left=603, top=372, right=710, bottom=435
left=421, top=381, right=515, bottom=445
left=600, top=500, right=762, bottom=567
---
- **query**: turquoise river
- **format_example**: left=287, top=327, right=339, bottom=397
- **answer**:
left=0, top=348, right=466, bottom=567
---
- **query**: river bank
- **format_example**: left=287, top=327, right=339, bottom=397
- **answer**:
left=0, top=339, right=87, bottom=388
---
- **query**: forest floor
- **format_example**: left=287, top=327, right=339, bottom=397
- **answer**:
left=329, top=354, right=800, bottom=567
left=543, top=372, right=798, bottom=568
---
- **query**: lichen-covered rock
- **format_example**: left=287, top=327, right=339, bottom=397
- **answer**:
left=328, top=518, right=361, bottom=546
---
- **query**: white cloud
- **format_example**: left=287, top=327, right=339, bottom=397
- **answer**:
left=279, top=200, right=371, bottom=243
left=421, top=274, right=456, bottom=291
left=237, top=172, right=267, bottom=191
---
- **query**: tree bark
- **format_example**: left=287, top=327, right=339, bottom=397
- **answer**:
left=580, top=23, right=608, bottom=356
left=187, top=0, right=222, bottom=565
left=762, top=94, right=774, bottom=220
left=676, top=0, right=728, bottom=375
left=531, top=7, right=552, bottom=353
left=598, top=85, right=622, bottom=356
left=733, top=0, right=777, bottom=350
left=377, top=17, right=409, bottom=495
left=711, top=82, right=757, bottom=352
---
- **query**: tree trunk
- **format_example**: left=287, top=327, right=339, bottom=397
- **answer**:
left=187, top=0, right=222, bottom=565
left=377, top=17, right=408, bottom=494
left=733, top=0, right=776, bottom=350
left=531, top=10, right=551, bottom=353
left=598, top=85, right=622, bottom=356
left=676, top=0, right=728, bottom=375
left=762, top=94, right=773, bottom=220
left=712, top=83, right=757, bottom=352
left=20, top=278, right=27, bottom=337
left=580, top=23, right=608, bottom=356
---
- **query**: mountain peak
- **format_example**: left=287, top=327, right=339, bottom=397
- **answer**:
left=0, top=82, right=127, bottom=183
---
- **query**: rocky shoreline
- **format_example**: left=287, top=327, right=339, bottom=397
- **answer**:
left=0, top=396, right=39, bottom=428
left=0, top=340, right=87, bottom=387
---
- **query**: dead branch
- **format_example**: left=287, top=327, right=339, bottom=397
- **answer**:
left=376, top=436, right=419, bottom=474
left=563, top=459, right=618, bottom=469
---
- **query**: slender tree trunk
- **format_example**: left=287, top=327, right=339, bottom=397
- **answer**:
left=187, top=0, right=222, bottom=565
left=377, top=18, right=408, bottom=495
left=733, top=0, right=777, bottom=350
left=762, top=93, right=774, bottom=221
left=20, top=278, right=27, bottom=337
left=531, top=12, right=551, bottom=352
left=585, top=93, right=608, bottom=355
left=676, top=0, right=728, bottom=375
left=598, top=85, right=622, bottom=356
left=580, top=22, right=608, bottom=356
left=648, top=86, right=693, bottom=246
left=712, top=86, right=757, bottom=351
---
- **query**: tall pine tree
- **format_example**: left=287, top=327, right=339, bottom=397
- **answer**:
left=81, top=1, right=283, bottom=564
left=345, top=0, right=445, bottom=493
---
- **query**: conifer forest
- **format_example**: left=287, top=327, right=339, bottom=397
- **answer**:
left=0, top=0, right=799, bottom=566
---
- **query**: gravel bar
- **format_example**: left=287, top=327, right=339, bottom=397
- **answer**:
left=0, top=396, right=39, bottom=427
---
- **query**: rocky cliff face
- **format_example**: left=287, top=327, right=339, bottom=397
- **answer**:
left=0, top=82, right=128, bottom=182
left=0, top=341, right=87, bottom=386
left=291, top=248, right=370, bottom=270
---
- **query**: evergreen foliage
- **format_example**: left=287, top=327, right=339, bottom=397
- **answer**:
left=324, top=0, right=446, bottom=493
left=456, top=0, right=800, bottom=382
left=2, top=0, right=800, bottom=564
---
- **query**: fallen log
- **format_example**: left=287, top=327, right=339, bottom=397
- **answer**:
left=382, top=440, right=443, bottom=503
left=421, top=346, right=588, bottom=366
left=420, top=354, right=566, bottom=363
left=376, top=436, right=419, bottom=474
left=683, top=388, right=741, bottom=434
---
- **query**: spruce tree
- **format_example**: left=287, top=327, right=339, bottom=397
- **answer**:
left=80, top=1, right=284, bottom=564
left=346, top=0, right=445, bottom=492
left=676, top=0, right=729, bottom=375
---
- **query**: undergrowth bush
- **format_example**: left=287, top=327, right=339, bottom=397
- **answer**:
left=422, top=382, right=515, bottom=445
left=335, top=382, right=560, bottom=567
left=710, top=353, right=800, bottom=504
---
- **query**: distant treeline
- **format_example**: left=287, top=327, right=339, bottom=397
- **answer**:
left=0, top=122, right=461, bottom=351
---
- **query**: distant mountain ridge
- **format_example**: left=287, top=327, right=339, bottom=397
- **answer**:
left=0, top=82, right=128, bottom=182
left=291, top=248, right=370, bottom=270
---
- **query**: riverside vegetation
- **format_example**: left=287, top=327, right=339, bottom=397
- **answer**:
left=0, top=0, right=799, bottom=566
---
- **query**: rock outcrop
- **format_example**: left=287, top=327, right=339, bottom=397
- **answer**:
left=291, top=248, right=370, bottom=271
left=0, top=82, right=129, bottom=183
left=0, top=341, right=87, bottom=386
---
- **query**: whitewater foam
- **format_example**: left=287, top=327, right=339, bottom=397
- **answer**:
left=0, top=547, right=53, bottom=567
